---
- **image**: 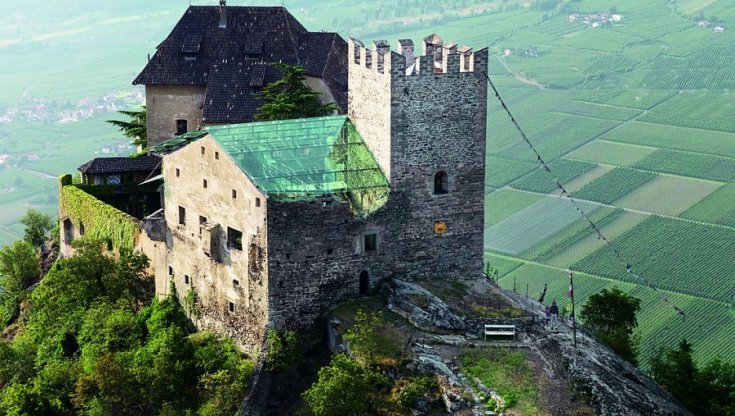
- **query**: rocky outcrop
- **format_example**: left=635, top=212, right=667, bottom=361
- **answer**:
left=381, top=279, right=465, bottom=332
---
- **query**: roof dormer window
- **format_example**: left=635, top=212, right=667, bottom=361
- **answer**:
left=182, top=35, right=202, bottom=62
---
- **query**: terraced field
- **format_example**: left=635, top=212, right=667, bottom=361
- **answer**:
left=573, top=168, right=657, bottom=205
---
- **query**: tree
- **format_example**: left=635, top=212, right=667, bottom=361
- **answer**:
left=343, top=309, right=383, bottom=366
left=579, top=287, right=641, bottom=365
left=107, top=107, right=147, bottom=151
left=255, top=64, right=337, bottom=121
left=0, top=240, right=39, bottom=326
left=20, top=209, right=54, bottom=247
left=302, top=354, right=375, bottom=416
left=698, top=358, right=735, bottom=416
left=649, top=339, right=700, bottom=412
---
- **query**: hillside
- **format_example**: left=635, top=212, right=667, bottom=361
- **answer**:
left=0, top=0, right=733, bottom=370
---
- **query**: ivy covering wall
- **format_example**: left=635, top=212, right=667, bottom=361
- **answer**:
left=59, top=176, right=142, bottom=250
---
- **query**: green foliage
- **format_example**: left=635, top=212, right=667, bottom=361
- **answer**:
left=0, top=242, right=253, bottom=415
left=650, top=340, right=735, bottom=416
left=0, top=240, right=39, bottom=327
left=20, top=209, right=55, bottom=247
left=59, top=185, right=141, bottom=251
left=460, top=349, right=541, bottom=415
left=343, top=309, right=383, bottom=366
left=580, top=287, right=641, bottom=365
left=106, top=106, right=147, bottom=150
left=184, top=288, right=200, bottom=320
left=264, top=329, right=299, bottom=371
left=303, top=354, right=380, bottom=416
left=255, top=64, right=337, bottom=121
left=396, top=376, right=437, bottom=410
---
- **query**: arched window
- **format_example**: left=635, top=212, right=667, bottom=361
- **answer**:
left=434, top=171, right=449, bottom=194
left=359, top=270, right=370, bottom=295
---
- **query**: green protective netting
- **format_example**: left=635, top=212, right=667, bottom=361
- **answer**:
left=207, top=115, right=389, bottom=218
left=149, top=130, right=209, bottom=154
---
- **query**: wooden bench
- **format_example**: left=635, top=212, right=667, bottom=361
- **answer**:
left=484, top=324, right=516, bottom=341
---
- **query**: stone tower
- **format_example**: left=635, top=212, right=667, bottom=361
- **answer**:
left=348, top=37, right=489, bottom=279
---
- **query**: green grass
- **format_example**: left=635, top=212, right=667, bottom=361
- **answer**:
left=572, top=168, right=657, bottom=205
left=485, top=188, right=543, bottom=226
left=511, top=159, right=597, bottom=194
left=682, top=183, right=735, bottom=228
left=567, top=140, right=658, bottom=167
left=484, top=253, right=525, bottom=278
left=459, top=348, right=542, bottom=415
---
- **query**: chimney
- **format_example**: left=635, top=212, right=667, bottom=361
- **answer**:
left=219, top=0, right=227, bottom=29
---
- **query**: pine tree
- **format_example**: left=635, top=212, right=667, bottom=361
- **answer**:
left=255, top=64, right=337, bottom=121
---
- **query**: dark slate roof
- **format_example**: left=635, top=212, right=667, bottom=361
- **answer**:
left=134, top=6, right=347, bottom=123
left=78, top=155, right=162, bottom=175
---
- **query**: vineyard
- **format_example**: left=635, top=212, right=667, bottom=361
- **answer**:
left=633, top=149, right=735, bottom=182
left=603, top=122, right=735, bottom=157
left=614, top=175, right=723, bottom=217
left=495, top=259, right=735, bottom=366
left=485, top=197, right=601, bottom=256
left=510, top=159, right=597, bottom=194
left=682, top=183, right=735, bottom=228
left=485, top=189, right=543, bottom=226
left=573, top=168, right=657, bottom=205
left=572, top=216, right=735, bottom=303
left=567, top=140, right=657, bottom=167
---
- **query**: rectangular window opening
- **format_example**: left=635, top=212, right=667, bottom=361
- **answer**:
left=200, top=146, right=205, bottom=155
left=176, top=168, right=180, bottom=177
left=176, top=119, right=188, bottom=135
left=178, top=206, right=186, bottom=225
left=215, top=151, right=220, bottom=160
left=199, top=215, right=207, bottom=234
left=184, top=274, right=190, bottom=285
left=203, top=178, right=208, bottom=188
left=228, top=301, right=235, bottom=313
left=255, top=197, right=261, bottom=207
left=227, top=227, right=243, bottom=251
left=364, top=234, right=378, bottom=252
left=232, top=189, right=237, bottom=199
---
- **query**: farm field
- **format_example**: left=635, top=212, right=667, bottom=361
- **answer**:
left=510, top=159, right=597, bottom=194
left=572, top=168, right=657, bottom=205
left=612, top=175, right=723, bottom=216
left=566, top=140, right=658, bottom=167
left=682, top=183, right=735, bottom=228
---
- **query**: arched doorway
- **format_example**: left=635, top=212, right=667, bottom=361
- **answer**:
left=359, top=270, right=370, bottom=295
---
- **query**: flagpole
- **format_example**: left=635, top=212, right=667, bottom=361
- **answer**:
left=569, top=270, right=577, bottom=348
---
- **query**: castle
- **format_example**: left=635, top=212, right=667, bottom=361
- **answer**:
left=58, top=3, right=488, bottom=353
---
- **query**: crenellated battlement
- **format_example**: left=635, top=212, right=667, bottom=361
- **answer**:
left=348, top=34, right=487, bottom=76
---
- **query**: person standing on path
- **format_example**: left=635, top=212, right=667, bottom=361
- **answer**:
left=550, top=299, right=560, bottom=330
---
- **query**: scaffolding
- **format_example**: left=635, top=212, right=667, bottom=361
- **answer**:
left=207, top=115, right=389, bottom=217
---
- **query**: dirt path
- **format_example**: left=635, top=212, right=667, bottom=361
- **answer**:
left=498, top=56, right=546, bottom=90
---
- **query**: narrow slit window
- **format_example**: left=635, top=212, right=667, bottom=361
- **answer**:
left=168, top=266, right=173, bottom=276
left=232, top=189, right=237, bottom=199
left=200, top=146, right=205, bottom=155
left=203, top=179, right=208, bottom=188
left=184, top=274, right=190, bottom=284
left=255, top=197, right=261, bottom=207
left=178, top=206, right=186, bottom=225
left=215, top=151, right=220, bottom=160
left=199, top=215, right=207, bottom=234
left=228, top=301, right=235, bottom=313
left=176, top=168, right=180, bottom=177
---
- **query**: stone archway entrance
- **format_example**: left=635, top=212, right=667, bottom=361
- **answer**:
left=359, top=270, right=370, bottom=295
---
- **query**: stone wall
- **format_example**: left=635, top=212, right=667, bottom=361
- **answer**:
left=146, top=85, right=205, bottom=148
left=348, top=42, right=393, bottom=180
left=160, top=135, right=269, bottom=353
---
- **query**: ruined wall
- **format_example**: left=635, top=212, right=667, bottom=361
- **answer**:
left=161, top=135, right=269, bottom=353
left=146, top=85, right=205, bottom=149
left=348, top=39, right=489, bottom=281
left=347, top=42, right=393, bottom=180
